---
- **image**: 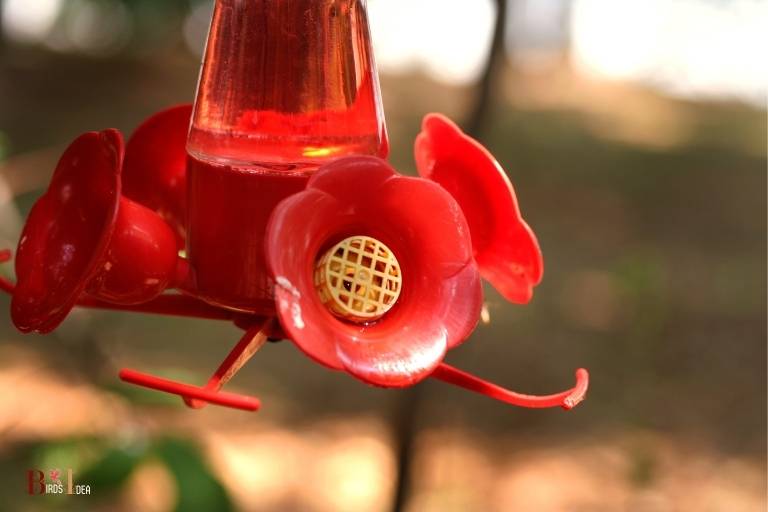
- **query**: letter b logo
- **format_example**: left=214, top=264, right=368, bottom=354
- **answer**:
left=27, top=470, right=46, bottom=495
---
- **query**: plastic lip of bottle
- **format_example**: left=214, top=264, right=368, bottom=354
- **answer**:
left=185, top=0, right=388, bottom=313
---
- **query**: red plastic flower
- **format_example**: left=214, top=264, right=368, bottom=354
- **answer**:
left=12, top=130, right=124, bottom=333
left=415, top=114, right=543, bottom=304
left=122, top=104, right=192, bottom=245
left=11, top=126, right=185, bottom=333
left=266, top=156, right=483, bottom=387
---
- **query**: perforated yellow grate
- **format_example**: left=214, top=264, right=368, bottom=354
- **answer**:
left=314, top=236, right=402, bottom=323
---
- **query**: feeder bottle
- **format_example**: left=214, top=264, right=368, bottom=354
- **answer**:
left=186, top=0, right=388, bottom=312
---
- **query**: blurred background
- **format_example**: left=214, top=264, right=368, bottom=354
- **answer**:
left=0, top=0, right=765, bottom=511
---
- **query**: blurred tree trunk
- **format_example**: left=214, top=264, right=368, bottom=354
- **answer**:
left=467, top=0, right=508, bottom=138
left=390, top=2, right=509, bottom=511
left=390, top=387, right=420, bottom=512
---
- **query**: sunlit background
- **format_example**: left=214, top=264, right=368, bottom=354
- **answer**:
left=0, top=1, right=765, bottom=511
left=3, top=0, right=766, bottom=102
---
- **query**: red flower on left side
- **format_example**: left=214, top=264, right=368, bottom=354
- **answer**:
left=12, top=130, right=126, bottom=332
left=10, top=106, right=192, bottom=334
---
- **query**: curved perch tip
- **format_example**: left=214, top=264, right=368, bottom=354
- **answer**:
left=561, top=368, right=589, bottom=410
left=432, top=363, right=590, bottom=410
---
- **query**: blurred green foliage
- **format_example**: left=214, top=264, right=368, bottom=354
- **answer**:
left=0, top=434, right=231, bottom=512
left=155, top=437, right=233, bottom=512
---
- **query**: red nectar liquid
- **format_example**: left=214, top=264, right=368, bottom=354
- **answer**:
left=186, top=0, right=387, bottom=312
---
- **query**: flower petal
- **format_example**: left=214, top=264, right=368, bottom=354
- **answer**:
left=415, top=114, right=543, bottom=304
left=306, top=153, right=397, bottom=202
left=336, top=261, right=481, bottom=386
left=123, top=104, right=192, bottom=245
left=12, top=130, right=123, bottom=333
left=267, top=189, right=348, bottom=370
left=266, top=156, right=482, bottom=387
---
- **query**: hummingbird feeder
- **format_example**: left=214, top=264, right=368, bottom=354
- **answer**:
left=0, top=0, right=588, bottom=413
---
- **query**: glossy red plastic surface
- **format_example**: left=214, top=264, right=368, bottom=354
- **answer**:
left=186, top=157, right=307, bottom=312
left=266, top=156, right=483, bottom=387
left=415, top=114, right=543, bottom=304
left=119, top=369, right=261, bottom=412
left=432, top=364, right=589, bottom=410
left=12, top=130, right=122, bottom=333
left=11, top=129, right=184, bottom=333
left=85, top=196, right=179, bottom=305
left=187, top=0, right=388, bottom=164
left=123, top=104, right=193, bottom=245
left=76, top=293, right=238, bottom=321
left=186, top=0, right=388, bottom=312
